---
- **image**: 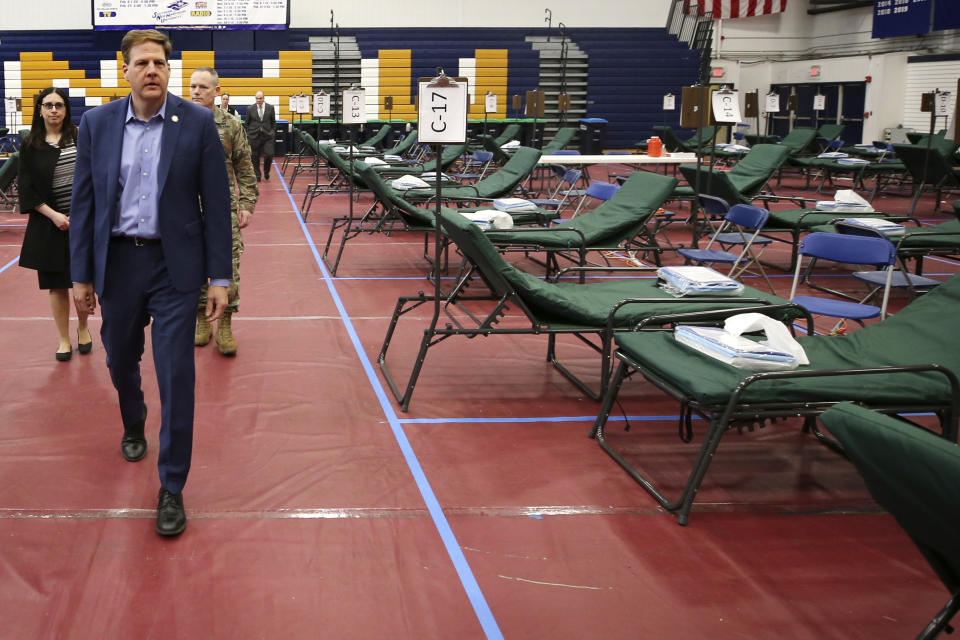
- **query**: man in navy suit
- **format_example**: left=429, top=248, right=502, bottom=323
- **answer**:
left=70, top=29, right=232, bottom=537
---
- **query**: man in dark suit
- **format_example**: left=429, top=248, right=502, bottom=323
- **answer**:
left=245, top=90, right=275, bottom=181
left=70, top=29, right=231, bottom=537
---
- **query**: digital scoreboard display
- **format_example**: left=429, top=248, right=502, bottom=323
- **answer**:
left=93, top=0, right=289, bottom=30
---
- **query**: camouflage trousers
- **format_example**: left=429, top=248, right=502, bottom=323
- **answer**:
left=198, top=211, right=244, bottom=313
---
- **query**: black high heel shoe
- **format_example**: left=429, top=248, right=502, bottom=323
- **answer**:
left=78, top=330, right=93, bottom=355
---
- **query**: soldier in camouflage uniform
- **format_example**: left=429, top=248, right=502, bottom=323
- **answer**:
left=189, top=66, right=259, bottom=356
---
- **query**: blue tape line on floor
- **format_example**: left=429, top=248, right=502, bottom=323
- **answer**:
left=0, top=256, right=19, bottom=274
left=278, top=174, right=504, bottom=640
left=399, top=414, right=696, bottom=424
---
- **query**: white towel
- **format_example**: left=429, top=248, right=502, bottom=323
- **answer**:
left=840, top=217, right=905, bottom=237
left=364, top=157, right=387, bottom=165
left=500, top=140, right=521, bottom=149
left=657, top=266, right=744, bottom=297
left=816, top=189, right=875, bottom=214
left=492, top=197, right=537, bottom=212
left=674, top=312, right=807, bottom=371
left=391, top=175, right=431, bottom=190
left=458, top=210, right=514, bottom=230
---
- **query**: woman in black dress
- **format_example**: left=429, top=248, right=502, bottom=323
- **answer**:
left=18, top=87, right=91, bottom=361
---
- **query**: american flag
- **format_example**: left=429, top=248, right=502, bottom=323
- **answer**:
left=690, top=0, right=788, bottom=19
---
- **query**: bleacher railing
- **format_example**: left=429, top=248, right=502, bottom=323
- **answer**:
left=667, top=0, right=714, bottom=83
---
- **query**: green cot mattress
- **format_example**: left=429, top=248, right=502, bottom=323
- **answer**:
left=613, top=273, right=960, bottom=407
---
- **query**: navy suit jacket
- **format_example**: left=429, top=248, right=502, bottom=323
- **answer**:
left=70, top=93, right=232, bottom=295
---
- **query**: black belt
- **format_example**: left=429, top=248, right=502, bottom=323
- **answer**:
left=112, top=235, right=161, bottom=246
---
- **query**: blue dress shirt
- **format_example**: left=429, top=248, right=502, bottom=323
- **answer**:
left=114, top=99, right=164, bottom=239
left=113, top=98, right=228, bottom=288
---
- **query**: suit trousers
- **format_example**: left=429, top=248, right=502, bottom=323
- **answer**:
left=100, top=239, right=199, bottom=493
left=249, top=132, right=274, bottom=179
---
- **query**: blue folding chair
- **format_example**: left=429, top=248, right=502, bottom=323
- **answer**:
left=789, top=232, right=898, bottom=330
left=529, top=168, right=584, bottom=212
left=834, top=221, right=941, bottom=299
left=570, top=180, right=621, bottom=218
left=678, top=202, right=775, bottom=292
left=451, top=150, right=493, bottom=183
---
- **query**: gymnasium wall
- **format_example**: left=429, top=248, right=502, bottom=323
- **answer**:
left=0, top=27, right=702, bottom=148
left=0, top=0, right=673, bottom=31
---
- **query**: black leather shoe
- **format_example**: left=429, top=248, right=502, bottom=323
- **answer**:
left=155, top=488, right=186, bottom=537
left=121, top=405, right=147, bottom=462
left=55, top=349, right=72, bottom=362
left=77, top=331, right=92, bottom=355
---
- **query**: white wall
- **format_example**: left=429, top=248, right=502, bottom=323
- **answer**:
left=294, top=0, right=671, bottom=29
left=0, top=0, right=673, bottom=31
left=0, top=0, right=90, bottom=30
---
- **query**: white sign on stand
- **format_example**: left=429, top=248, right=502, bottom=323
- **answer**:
left=417, top=76, right=468, bottom=144
left=936, top=92, right=950, bottom=117
left=343, top=88, right=367, bottom=124
left=711, top=90, right=742, bottom=123
left=288, top=95, right=297, bottom=113
left=296, top=94, right=310, bottom=114
left=813, top=94, right=826, bottom=111
left=485, top=92, right=497, bottom=114
left=313, top=92, right=330, bottom=118
left=765, top=94, right=780, bottom=113
left=663, top=94, right=676, bottom=111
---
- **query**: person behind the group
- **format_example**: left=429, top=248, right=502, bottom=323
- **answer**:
left=219, top=92, right=239, bottom=119
left=18, top=87, right=92, bottom=362
left=189, top=66, right=258, bottom=356
left=245, top=90, right=275, bottom=181
left=70, top=29, right=232, bottom=537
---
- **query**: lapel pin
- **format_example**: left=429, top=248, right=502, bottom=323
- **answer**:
left=171, top=115, right=179, bottom=123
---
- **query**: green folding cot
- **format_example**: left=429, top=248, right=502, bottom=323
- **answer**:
left=646, top=125, right=717, bottom=153
left=383, top=129, right=418, bottom=156
left=483, top=170, right=677, bottom=274
left=377, top=205, right=797, bottom=411
left=678, top=144, right=792, bottom=206
left=396, top=146, right=541, bottom=204
left=0, top=152, right=18, bottom=208
left=358, top=124, right=392, bottom=149
left=820, top=403, right=960, bottom=640
left=540, top=126, right=578, bottom=154
left=592, top=272, right=960, bottom=525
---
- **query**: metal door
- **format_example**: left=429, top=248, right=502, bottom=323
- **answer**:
left=769, top=84, right=793, bottom=138
left=839, top=82, right=866, bottom=145
left=811, top=84, right=840, bottom=131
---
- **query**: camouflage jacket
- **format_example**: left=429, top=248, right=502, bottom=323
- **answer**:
left=214, top=107, right=258, bottom=214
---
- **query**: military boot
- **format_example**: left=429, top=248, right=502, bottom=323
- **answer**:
left=195, top=309, right=212, bottom=346
left=216, top=310, right=238, bottom=356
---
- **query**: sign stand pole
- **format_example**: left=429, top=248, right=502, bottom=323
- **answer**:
left=424, top=71, right=466, bottom=386
left=379, top=72, right=468, bottom=412
left=919, top=89, right=941, bottom=207
left=323, top=86, right=367, bottom=275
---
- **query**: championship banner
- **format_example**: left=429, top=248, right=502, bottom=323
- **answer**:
left=872, top=0, right=931, bottom=38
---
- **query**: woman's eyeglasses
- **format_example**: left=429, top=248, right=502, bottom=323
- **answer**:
left=41, top=102, right=66, bottom=111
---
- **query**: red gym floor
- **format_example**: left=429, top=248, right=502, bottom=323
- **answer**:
left=0, top=159, right=956, bottom=639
